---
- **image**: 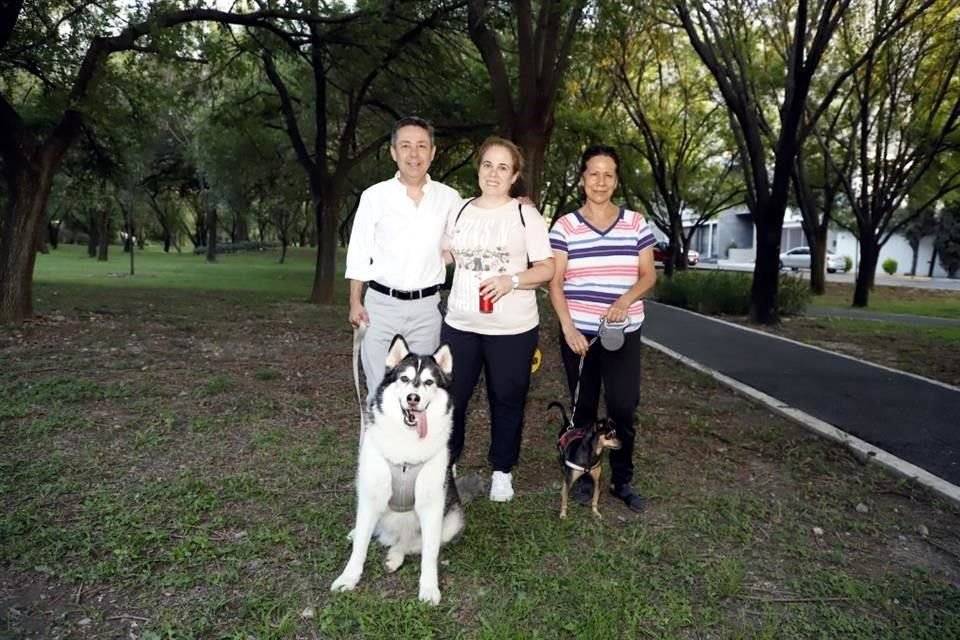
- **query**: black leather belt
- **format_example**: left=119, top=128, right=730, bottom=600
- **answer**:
left=368, top=281, right=440, bottom=300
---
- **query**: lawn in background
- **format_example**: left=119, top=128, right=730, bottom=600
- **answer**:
left=33, top=243, right=331, bottom=301
left=810, top=281, right=960, bottom=319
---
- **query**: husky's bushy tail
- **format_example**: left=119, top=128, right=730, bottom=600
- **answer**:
left=453, top=472, right=486, bottom=504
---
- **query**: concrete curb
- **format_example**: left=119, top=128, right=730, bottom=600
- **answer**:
left=643, top=336, right=960, bottom=507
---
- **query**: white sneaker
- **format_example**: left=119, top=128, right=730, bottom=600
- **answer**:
left=489, top=471, right=514, bottom=502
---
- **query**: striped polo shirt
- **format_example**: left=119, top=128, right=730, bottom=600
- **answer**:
left=549, top=208, right=657, bottom=334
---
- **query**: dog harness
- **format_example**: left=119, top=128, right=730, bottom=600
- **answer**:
left=557, top=428, right=601, bottom=473
left=388, top=461, right=424, bottom=512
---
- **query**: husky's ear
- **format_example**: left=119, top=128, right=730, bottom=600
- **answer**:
left=433, top=343, right=453, bottom=375
left=385, top=335, right=410, bottom=368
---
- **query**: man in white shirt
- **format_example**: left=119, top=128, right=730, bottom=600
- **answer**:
left=346, top=116, right=461, bottom=399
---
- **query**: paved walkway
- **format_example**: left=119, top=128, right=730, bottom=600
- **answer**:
left=642, top=302, right=960, bottom=493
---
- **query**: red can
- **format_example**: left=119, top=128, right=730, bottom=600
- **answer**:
left=479, top=292, right=494, bottom=313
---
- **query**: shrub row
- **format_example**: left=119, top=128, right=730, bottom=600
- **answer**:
left=192, top=241, right=278, bottom=255
left=655, top=270, right=811, bottom=317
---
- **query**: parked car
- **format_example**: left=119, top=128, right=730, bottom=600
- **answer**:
left=653, top=241, right=700, bottom=266
left=779, top=246, right=846, bottom=273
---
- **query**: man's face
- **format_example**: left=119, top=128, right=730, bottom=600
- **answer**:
left=390, top=125, right=436, bottom=185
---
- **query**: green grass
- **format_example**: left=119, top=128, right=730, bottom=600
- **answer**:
left=817, top=318, right=960, bottom=345
left=809, top=282, right=960, bottom=318
left=3, top=246, right=959, bottom=639
left=33, top=243, right=339, bottom=302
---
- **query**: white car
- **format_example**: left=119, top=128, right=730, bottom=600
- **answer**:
left=779, top=246, right=846, bottom=273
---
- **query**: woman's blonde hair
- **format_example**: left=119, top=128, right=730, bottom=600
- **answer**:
left=476, top=136, right=524, bottom=177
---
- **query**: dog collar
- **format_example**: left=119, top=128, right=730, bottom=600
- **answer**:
left=564, top=459, right=600, bottom=473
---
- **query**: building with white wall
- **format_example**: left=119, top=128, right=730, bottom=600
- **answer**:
left=683, top=206, right=949, bottom=277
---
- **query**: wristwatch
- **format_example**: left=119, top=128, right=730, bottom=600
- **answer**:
left=511, top=274, right=520, bottom=290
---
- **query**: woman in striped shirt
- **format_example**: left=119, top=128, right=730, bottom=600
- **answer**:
left=548, top=145, right=658, bottom=512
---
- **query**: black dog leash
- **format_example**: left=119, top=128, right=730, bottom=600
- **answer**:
left=566, top=335, right=598, bottom=431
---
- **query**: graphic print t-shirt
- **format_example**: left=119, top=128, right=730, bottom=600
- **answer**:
left=444, top=199, right=552, bottom=335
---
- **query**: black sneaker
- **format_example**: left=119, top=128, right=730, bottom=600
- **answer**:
left=611, top=484, right=646, bottom=513
left=572, top=476, right=594, bottom=505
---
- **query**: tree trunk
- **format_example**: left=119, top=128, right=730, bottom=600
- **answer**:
left=234, top=215, right=249, bottom=242
left=928, top=246, right=938, bottom=277
left=279, top=239, right=288, bottom=264
left=514, top=127, right=549, bottom=204
left=909, top=241, right=919, bottom=276
left=309, top=184, right=340, bottom=304
left=87, top=217, right=98, bottom=257
left=34, top=216, right=49, bottom=254
left=808, top=225, right=828, bottom=295
left=853, top=239, right=880, bottom=307
left=96, top=208, right=110, bottom=261
left=0, top=169, right=52, bottom=322
left=205, top=205, right=217, bottom=263
left=663, top=218, right=684, bottom=278
left=48, top=220, right=61, bottom=249
left=193, top=206, right=207, bottom=248
left=672, top=240, right=687, bottom=273
left=750, top=213, right=784, bottom=324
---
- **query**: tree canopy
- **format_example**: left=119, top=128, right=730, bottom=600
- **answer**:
left=2, top=0, right=958, bottom=322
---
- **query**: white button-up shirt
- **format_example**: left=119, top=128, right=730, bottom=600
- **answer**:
left=345, top=173, right=461, bottom=291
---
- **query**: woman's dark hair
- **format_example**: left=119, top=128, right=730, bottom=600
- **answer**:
left=579, top=144, right=621, bottom=179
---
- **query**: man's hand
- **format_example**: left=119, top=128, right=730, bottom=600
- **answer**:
left=349, top=303, right=369, bottom=330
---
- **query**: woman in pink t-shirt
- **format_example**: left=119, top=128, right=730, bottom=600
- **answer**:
left=441, top=137, right=555, bottom=502
left=548, top=145, right=657, bottom=513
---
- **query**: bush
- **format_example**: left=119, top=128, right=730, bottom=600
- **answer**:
left=843, top=255, right=853, bottom=272
left=654, top=270, right=810, bottom=317
left=882, top=258, right=897, bottom=275
left=776, top=274, right=812, bottom=316
left=192, top=241, right=277, bottom=255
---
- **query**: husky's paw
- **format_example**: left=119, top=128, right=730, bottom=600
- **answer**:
left=418, top=582, right=441, bottom=605
left=384, top=548, right=405, bottom=573
left=330, top=571, right=361, bottom=593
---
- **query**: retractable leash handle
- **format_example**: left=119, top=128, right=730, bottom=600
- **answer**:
left=597, top=316, right=630, bottom=352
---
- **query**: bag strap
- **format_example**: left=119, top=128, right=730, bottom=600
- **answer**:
left=456, top=198, right=526, bottom=227
left=455, top=198, right=531, bottom=266
left=454, top=197, right=477, bottom=226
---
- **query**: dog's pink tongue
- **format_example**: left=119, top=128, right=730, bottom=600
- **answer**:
left=415, top=411, right=428, bottom=439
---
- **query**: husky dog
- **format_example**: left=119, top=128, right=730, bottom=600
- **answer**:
left=331, top=335, right=464, bottom=605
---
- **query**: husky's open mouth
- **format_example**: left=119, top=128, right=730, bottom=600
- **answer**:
left=401, top=407, right=428, bottom=439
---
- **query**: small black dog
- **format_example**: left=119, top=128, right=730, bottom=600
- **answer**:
left=549, top=402, right=622, bottom=519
